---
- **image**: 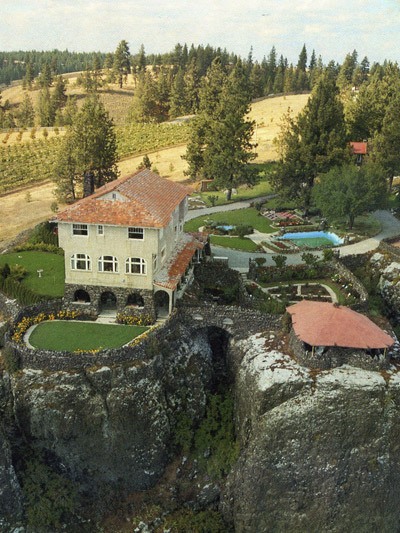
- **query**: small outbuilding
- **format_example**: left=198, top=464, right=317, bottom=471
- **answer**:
left=287, top=300, right=394, bottom=370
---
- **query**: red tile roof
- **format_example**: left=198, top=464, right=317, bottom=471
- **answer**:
left=55, top=169, right=192, bottom=228
left=350, top=142, right=368, bottom=155
left=287, top=300, right=393, bottom=349
left=154, top=233, right=205, bottom=290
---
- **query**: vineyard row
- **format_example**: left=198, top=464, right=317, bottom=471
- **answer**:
left=0, top=123, right=190, bottom=195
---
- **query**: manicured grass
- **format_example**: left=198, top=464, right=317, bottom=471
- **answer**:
left=196, top=178, right=273, bottom=207
left=29, top=321, right=149, bottom=351
left=0, top=251, right=65, bottom=297
left=210, top=235, right=260, bottom=252
left=333, top=214, right=382, bottom=237
left=184, top=207, right=276, bottom=233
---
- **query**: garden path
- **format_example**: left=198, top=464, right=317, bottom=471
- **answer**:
left=261, top=282, right=338, bottom=304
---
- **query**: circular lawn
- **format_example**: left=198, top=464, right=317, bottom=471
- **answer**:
left=28, top=321, right=149, bottom=351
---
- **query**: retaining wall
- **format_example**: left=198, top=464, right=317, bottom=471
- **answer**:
left=5, top=301, right=279, bottom=372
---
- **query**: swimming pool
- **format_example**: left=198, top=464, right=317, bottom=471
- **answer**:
left=279, top=231, right=344, bottom=247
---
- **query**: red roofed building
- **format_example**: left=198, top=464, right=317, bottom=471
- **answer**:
left=55, top=169, right=206, bottom=317
left=287, top=300, right=394, bottom=369
left=350, top=142, right=368, bottom=164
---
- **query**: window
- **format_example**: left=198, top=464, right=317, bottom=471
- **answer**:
left=71, top=254, right=91, bottom=271
left=98, top=256, right=118, bottom=273
left=72, top=224, right=88, bottom=236
left=161, top=247, right=166, bottom=261
left=126, top=257, right=146, bottom=275
left=128, top=227, right=144, bottom=240
left=97, top=225, right=104, bottom=235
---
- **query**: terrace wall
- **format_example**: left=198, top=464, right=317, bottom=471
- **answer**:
left=5, top=301, right=279, bottom=372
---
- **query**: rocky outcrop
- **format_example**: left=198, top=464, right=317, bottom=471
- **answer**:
left=0, top=322, right=216, bottom=528
left=222, top=333, right=400, bottom=533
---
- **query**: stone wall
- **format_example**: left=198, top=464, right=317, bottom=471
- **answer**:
left=6, top=301, right=280, bottom=372
left=64, top=283, right=156, bottom=318
left=330, top=258, right=369, bottom=309
left=289, top=328, right=390, bottom=371
left=379, top=239, right=400, bottom=261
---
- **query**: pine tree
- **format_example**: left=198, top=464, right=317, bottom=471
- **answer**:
left=371, top=92, right=400, bottom=190
left=113, top=40, right=131, bottom=88
left=16, top=93, right=35, bottom=127
left=54, top=95, right=118, bottom=201
left=183, top=59, right=256, bottom=198
left=273, top=71, right=348, bottom=213
left=169, top=68, right=188, bottom=117
left=37, top=87, right=54, bottom=126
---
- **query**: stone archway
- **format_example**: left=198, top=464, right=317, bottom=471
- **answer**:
left=126, top=293, right=145, bottom=307
left=154, top=290, right=170, bottom=318
left=74, top=289, right=91, bottom=303
left=100, top=291, right=117, bottom=311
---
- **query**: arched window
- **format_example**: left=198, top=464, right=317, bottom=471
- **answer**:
left=98, top=255, right=118, bottom=273
left=125, top=257, right=146, bottom=275
left=71, top=253, right=91, bottom=271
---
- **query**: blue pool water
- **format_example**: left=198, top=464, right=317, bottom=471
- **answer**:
left=279, top=231, right=344, bottom=245
left=217, top=225, right=235, bottom=231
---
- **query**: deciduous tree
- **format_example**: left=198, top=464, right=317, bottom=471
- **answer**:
left=313, top=162, right=387, bottom=229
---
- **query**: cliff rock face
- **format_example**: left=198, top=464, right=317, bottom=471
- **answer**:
left=222, top=333, right=400, bottom=532
left=0, top=325, right=215, bottom=526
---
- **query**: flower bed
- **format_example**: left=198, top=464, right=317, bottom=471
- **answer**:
left=12, top=309, right=81, bottom=344
left=116, top=313, right=154, bottom=326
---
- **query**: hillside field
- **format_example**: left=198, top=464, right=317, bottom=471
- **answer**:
left=0, top=89, right=308, bottom=248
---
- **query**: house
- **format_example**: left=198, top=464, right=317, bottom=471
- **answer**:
left=349, top=141, right=368, bottom=165
left=55, top=169, right=206, bottom=317
left=287, top=300, right=394, bottom=369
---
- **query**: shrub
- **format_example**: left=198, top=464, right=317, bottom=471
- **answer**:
left=322, top=248, right=335, bottom=261
left=2, top=345, right=21, bottom=373
left=272, top=254, right=287, bottom=269
left=22, top=459, right=78, bottom=530
left=29, top=221, right=58, bottom=246
left=9, top=263, right=28, bottom=282
left=194, top=391, right=239, bottom=479
left=207, top=194, right=219, bottom=207
left=234, top=224, right=253, bottom=238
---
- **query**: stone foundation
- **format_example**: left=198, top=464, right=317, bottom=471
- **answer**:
left=289, top=328, right=390, bottom=371
left=64, top=283, right=156, bottom=318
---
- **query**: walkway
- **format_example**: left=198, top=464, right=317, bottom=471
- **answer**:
left=186, top=203, right=400, bottom=270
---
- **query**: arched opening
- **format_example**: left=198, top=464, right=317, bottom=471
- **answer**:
left=74, top=289, right=91, bottom=303
left=126, top=293, right=145, bottom=307
left=154, top=290, right=170, bottom=317
left=100, top=291, right=117, bottom=310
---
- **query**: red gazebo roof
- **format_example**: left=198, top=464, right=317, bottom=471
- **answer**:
left=287, top=301, right=393, bottom=349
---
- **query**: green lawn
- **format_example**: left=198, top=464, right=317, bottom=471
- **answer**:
left=0, top=251, right=65, bottom=297
left=210, top=235, right=260, bottom=252
left=29, top=321, right=149, bottom=351
left=184, top=207, right=276, bottom=233
left=196, top=179, right=272, bottom=207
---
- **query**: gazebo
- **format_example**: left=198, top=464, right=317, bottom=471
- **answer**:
left=287, top=301, right=394, bottom=368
